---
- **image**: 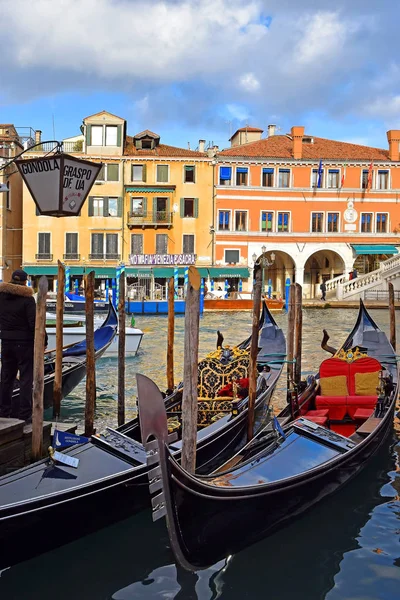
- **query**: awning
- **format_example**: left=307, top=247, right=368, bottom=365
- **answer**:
left=23, top=266, right=117, bottom=277
left=126, top=267, right=153, bottom=277
left=24, top=266, right=58, bottom=275
left=153, top=268, right=174, bottom=278
left=352, top=245, right=399, bottom=255
left=208, top=267, right=250, bottom=279
left=125, top=186, right=175, bottom=193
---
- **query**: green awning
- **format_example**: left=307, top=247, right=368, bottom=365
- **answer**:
left=23, top=266, right=116, bottom=278
left=208, top=267, right=250, bottom=279
left=153, top=268, right=174, bottom=278
left=24, top=266, right=58, bottom=275
left=125, top=186, right=175, bottom=193
left=125, top=267, right=153, bottom=277
left=352, top=245, right=399, bottom=255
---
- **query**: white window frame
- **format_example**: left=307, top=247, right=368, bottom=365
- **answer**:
left=233, top=209, right=249, bottom=232
left=218, top=209, right=232, bottom=231
left=277, top=168, right=291, bottom=189
left=310, top=167, right=325, bottom=188
left=310, top=211, right=325, bottom=233
left=376, top=170, right=390, bottom=190
left=360, top=169, right=373, bottom=189
left=260, top=167, right=275, bottom=188
left=235, top=166, right=250, bottom=187
left=327, top=169, right=341, bottom=189
left=326, top=211, right=341, bottom=233
left=276, top=210, right=291, bottom=232
left=182, top=233, right=195, bottom=254
left=105, top=125, right=118, bottom=146
left=224, top=248, right=241, bottom=264
left=156, top=164, right=170, bottom=183
left=90, top=125, right=103, bottom=146
left=64, top=231, right=79, bottom=256
left=375, top=212, right=389, bottom=233
left=260, top=210, right=274, bottom=232
left=219, top=165, right=232, bottom=186
left=359, top=211, right=374, bottom=233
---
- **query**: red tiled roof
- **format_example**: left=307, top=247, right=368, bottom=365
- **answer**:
left=219, top=134, right=390, bottom=161
left=124, top=136, right=207, bottom=158
left=0, top=124, right=14, bottom=128
left=134, top=129, right=160, bottom=139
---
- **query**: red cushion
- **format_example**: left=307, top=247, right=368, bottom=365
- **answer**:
left=304, top=416, right=328, bottom=426
left=305, top=409, right=330, bottom=417
left=348, top=358, right=381, bottom=395
left=347, top=395, right=376, bottom=419
left=353, top=408, right=374, bottom=421
left=316, top=396, right=347, bottom=420
left=319, top=358, right=349, bottom=380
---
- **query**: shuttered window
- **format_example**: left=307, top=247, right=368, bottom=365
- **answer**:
left=131, top=164, right=146, bottom=181
left=88, top=196, right=122, bottom=217
left=183, top=234, right=194, bottom=254
left=106, top=233, right=118, bottom=257
left=156, top=165, right=169, bottom=182
left=38, top=232, right=50, bottom=255
left=156, top=234, right=168, bottom=254
left=91, top=233, right=104, bottom=257
left=184, top=165, right=195, bottom=183
left=180, top=197, right=199, bottom=218
left=131, top=234, right=143, bottom=254
left=65, top=233, right=78, bottom=255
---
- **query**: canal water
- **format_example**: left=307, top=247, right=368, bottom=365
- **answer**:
left=0, top=309, right=399, bottom=599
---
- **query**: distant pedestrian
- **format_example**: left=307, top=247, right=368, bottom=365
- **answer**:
left=320, top=281, right=327, bottom=301
left=0, top=270, right=40, bottom=423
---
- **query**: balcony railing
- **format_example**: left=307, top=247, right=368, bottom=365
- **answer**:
left=35, top=253, right=53, bottom=260
left=89, top=253, right=121, bottom=261
left=127, top=211, right=173, bottom=228
left=27, top=140, right=83, bottom=153
left=63, top=253, right=80, bottom=260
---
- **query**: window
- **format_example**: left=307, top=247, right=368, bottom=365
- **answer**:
left=91, top=233, right=104, bottom=258
left=377, top=170, right=389, bottom=190
left=131, top=197, right=145, bottom=216
left=327, top=169, right=340, bottom=189
left=261, top=211, right=273, bottom=231
left=131, top=234, right=143, bottom=254
left=218, top=210, right=230, bottom=231
left=180, top=197, right=198, bottom=218
left=131, top=164, right=146, bottom=181
left=236, top=167, right=248, bottom=186
left=106, top=233, right=119, bottom=258
left=37, top=232, right=51, bottom=258
left=184, top=165, right=195, bottom=183
left=96, top=163, right=119, bottom=182
left=105, top=125, right=118, bottom=146
left=219, top=166, right=232, bottom=185
left=311, top=169, right=318, bottom=188
left=327, top=212, right=339, bottom=232
left=65, top=233, right=78, bottom=258
left=91, top=125, right=103, bottom=146
left=88, top=196, right=122, bottom=217
left=278, top=169, right=290, bottom=188
left=156, top=165, right=169, bottom=183
left=262, top=168, right=274, bottom=187
left=235, top=211, right=247, bottom=231
left=277, top=212, right=290, bottom=231
left=361, top=213, right=373, bottom=233
left=362, top=170, right=369, bottom=189
left=311, top=212, right=324, bottom=232
left=183, top=234, right=195, bottom=254
left=156, top=234, right=168, bottom=254
left=376, top=213, right=388, bottom=233
left=154, top=197, right=170, bottom=222
left=141, top=139, right=152, bottom=149
left=225, top=249, right=240, bottom=264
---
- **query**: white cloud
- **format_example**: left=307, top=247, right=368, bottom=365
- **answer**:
left=294, top=12, right=354, bottom=66
left=239, top=73, right=260, bottom=92
left=226, top=104, right=251, bottom=121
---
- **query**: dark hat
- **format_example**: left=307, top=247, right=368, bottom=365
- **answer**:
left=11, top=269, right=28, bottom=283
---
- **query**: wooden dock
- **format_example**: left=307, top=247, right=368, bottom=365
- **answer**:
left=0, top=418, right=77, bottom=476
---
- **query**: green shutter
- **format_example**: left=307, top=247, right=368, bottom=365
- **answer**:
left=135, top=140, right=141, bottom=149
left=117, top=125, right=122, bottom=147
left=103, top=197, right=109, bottom=217
left=142, top=164, right=147, bottom=182
left=180, top=198, right=184, bottom=218
left=117, top=197, right=122, bottom=217
left=143, top=197, right=147, bottom=215
left=194, top=197, right=199, bottom=218
left=86, top=124, right=92, bottom=146
left=153, top=197, right=157, bottom=220
left=88, top=196, right=94, bottom=217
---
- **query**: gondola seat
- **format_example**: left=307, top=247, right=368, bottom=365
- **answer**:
left=315, top=354, right=381, bottom=421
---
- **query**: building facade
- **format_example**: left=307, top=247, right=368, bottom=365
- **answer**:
left=215, top=126, right=400, bottom=298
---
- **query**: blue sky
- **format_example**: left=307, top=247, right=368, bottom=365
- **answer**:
left=1, top=0, right=399, bottom=151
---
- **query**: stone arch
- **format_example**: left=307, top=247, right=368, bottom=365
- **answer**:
left=253, top=250, right=296, bottom=299
left=303, top=249, right=346, bottom=299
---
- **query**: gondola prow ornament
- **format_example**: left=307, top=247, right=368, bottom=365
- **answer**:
left=15, top=152, right=103, bottom=217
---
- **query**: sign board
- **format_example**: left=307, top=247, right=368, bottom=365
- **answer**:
left=129, top=253, right=197, bottom=266
left=0, top=182, right=9, bottom=193
left=15, top=153, right=103, bottom=217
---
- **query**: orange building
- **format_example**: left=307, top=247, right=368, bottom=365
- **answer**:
left=214, top=126, right=400, bottom=298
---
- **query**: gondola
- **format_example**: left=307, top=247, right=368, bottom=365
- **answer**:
left=137, top=301, right=399, bottom=571
left=11, top=301, right=118, bottom=410
left=46, top=292, right=109, bottom=314
left=0, top=302, right=286, bottom=568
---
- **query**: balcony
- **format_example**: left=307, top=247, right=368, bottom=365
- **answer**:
left=89, top=253, right=121, bottom=261
left=127, top=211, right=173, bottom=229
left=35, top=253, right=53, bottom=261
left=63, top=253, right=80, bottom=261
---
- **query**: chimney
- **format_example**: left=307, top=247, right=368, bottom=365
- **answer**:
left=387, top=130, right=400, bottom=161
left=35, top=130, right=42, bottom=145
left=268, top=124, right=276, bottom=137
left=291, top=126, right=305, bottom=160
left=199, top=139, right=205, bottom=153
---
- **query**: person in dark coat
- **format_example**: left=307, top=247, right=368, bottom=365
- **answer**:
left=0, top=269, right=37, bottom=422
left=320, top=280, right=327, bottom=301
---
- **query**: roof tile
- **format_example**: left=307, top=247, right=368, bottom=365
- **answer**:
left=124, top=136, right=207, bottom=158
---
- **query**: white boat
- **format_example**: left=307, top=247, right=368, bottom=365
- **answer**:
left=45, top=313, right=144, bottom=357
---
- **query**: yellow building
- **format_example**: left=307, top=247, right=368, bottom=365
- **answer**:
left=22, top=111, right=219, bottom=293
left=0, top=124, right=24, bottom=282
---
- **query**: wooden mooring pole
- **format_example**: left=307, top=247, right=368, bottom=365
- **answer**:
left=181, top=266, right=201, bottom=473
left=294, top=283, right=303, bottom=386
left=389, top=282, right=396, bottom=351
left=287, top=283, right=296, bottom=386
left=84, top=271, right=96, bottom=437
left=167, top=277, right=175, bottom=391
left=32, top=276, right=48, bottom=461
left=53, top=260, right=65, bottom=418
left=247, top=265, right=262, bottom=442
left=117, top=272, right=126, bottom=427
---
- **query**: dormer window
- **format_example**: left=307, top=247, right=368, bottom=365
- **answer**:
left=87, top=123, right=122, bottom=147
left=141, top=139, right=153, bottom=149
left=105, top=125, right=118, bottom=146
left=91, top=125, right=103, bottom=146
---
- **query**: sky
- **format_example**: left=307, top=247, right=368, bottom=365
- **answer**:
left=1, top=0, right=399, bottom=151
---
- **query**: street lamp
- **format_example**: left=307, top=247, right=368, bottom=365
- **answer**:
left=252, top=249, right=275, bottom=296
